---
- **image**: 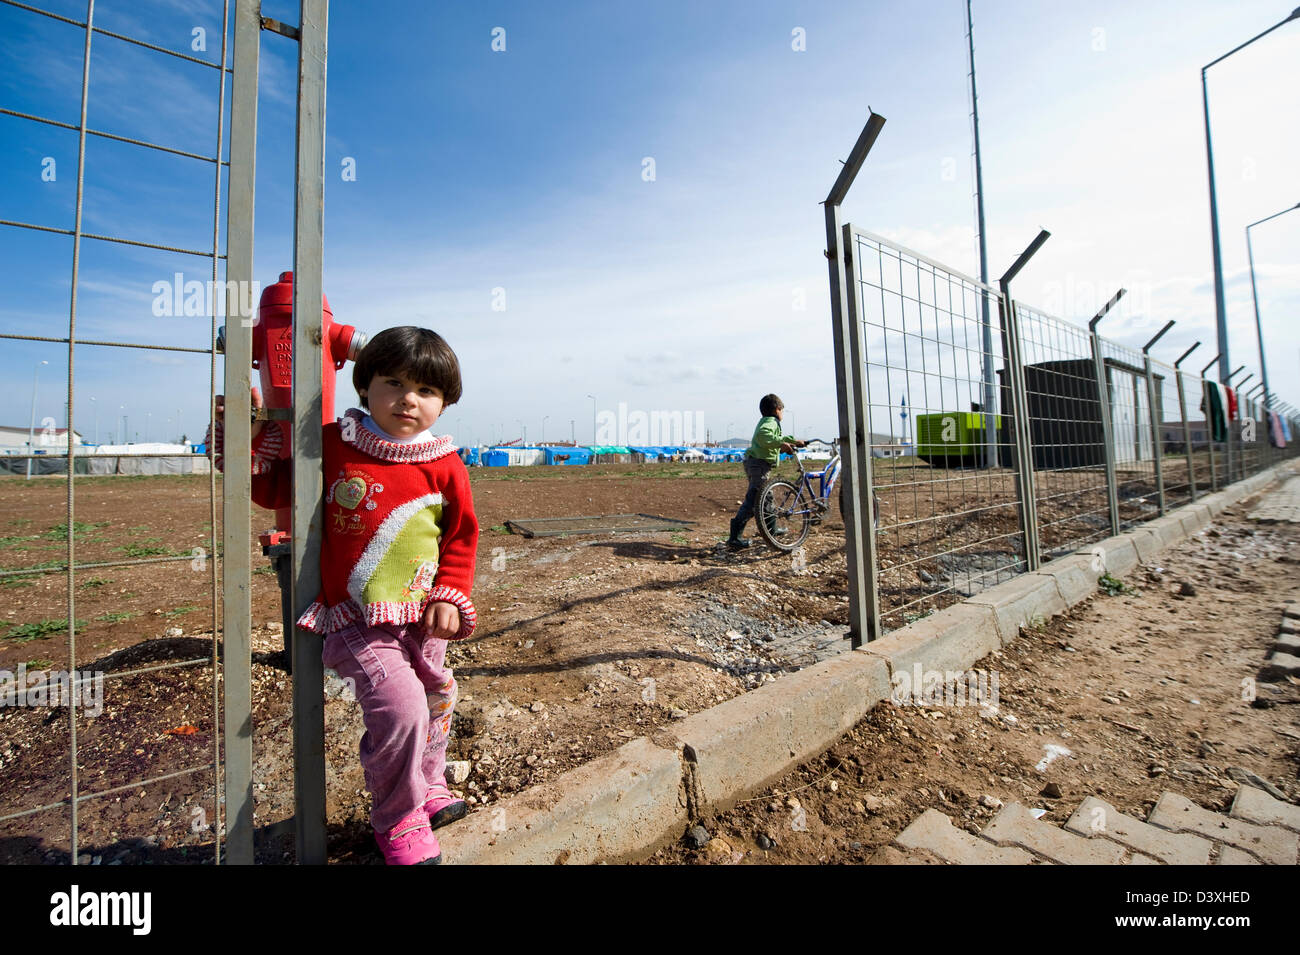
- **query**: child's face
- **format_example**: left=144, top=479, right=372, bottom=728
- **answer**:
left=359, top=370, right=445, bottom=438
left=773, top=405, right=784, bottom=421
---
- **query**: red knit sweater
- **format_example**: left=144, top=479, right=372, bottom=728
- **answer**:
left=213, top=409, right=478, bottom=638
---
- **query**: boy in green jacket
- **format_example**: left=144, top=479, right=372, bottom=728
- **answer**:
left=727, top=393, right=805, bottom=549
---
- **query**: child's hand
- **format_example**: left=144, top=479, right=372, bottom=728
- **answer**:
left=214, top=387, right=265, bottom=440
left=422, top=600, right=461, bottom=640
left=780, top=442, right=796, bottom=454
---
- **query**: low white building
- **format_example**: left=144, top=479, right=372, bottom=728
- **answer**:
left=0, top=425, right=84, bottom=450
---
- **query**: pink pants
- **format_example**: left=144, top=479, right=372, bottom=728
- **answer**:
left=321, top=621, right=458, bottom=834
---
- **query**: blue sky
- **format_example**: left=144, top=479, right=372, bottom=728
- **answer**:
left=1, top=0, right=1297, bottom=446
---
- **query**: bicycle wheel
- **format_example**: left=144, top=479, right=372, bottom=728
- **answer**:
left=757, top=479, right=813, bottom=551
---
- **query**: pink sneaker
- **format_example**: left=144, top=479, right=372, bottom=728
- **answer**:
left=375, top=808, right=442, bottom=865
left=422, top=785, right=469, bottom=830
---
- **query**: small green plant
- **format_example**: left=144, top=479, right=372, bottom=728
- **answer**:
left=115, top=544, right=169, bottom=558
left=1, top=578, right=35, bottom=588
left=42, top=521, right=109, bottom=542
left=253, top=565, right=276, bottom=576
left=164, top=605, right=201, bottom=618
left=82, top=577, right=110, bottom=587
left=95, top=611, right=138, bottom=623
left=7, top=560, right=63, bottom=575
left=24, top=658, right=54, bottom=669
left=1, top=619, right=84, bottom=642
left=1098, top=573, right=1135, bottom=596
left=490, top=524, right=508, bottom=534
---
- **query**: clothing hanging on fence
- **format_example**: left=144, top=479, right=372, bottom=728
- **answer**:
left=1225, top=386, right=1238, bottom=422
left=1282, top=415, right=1293, bottom=443
left=1269, top=411, right=1286, bottom=448
left=1205, top=383, right=1228, bottom=443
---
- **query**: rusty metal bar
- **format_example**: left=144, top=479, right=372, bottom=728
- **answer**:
left=0, top=332, right=213, bottom=354
left=0, top=107, right=230, bottom=165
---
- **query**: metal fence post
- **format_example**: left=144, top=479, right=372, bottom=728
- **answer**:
left=1088, top=290, right=1125, bottom=537
left=1173, top=342, right=1200, bottom=503
left=998, top=231, right=1050, bottom=571
left=841, top=222, right=882, bottom=645
left=1142, top=321, right=1174, bottom=516
left=822, top=113, right=885, bottom=649
left=1200, top=354, right=1220, bottom=491
left=221, top=0, right=261, bottom=867
left=292, top=0, right=329, bottom=866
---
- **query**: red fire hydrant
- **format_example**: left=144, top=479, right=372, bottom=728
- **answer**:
left=252, top=270, right=365, bottom=535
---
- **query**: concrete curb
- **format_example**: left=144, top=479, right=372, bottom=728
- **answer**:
left=676, top=650, right=891, bottom=813
left=447, top=737, right=688, bottom=865
left=444, top=461, right=1295, bottom=864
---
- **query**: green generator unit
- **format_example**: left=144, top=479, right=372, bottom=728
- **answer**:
left=915, top=411, right=1005, bottom=468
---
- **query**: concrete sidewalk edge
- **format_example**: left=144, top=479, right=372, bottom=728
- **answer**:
left=445, top=461, right=1294, bottom=864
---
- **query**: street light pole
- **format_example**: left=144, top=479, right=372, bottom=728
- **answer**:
left=1201, top=8, right=1300, bottom=385
left=1245, top=201, right=1300, bottom=411
left=541, top=415, right=548, bottom=445
left=26, top=359, right=48, bottom=480
left=586, top=393, right=597, bottom=444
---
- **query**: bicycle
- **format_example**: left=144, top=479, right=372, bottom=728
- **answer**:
left=755, top=439, right=878, bottom=551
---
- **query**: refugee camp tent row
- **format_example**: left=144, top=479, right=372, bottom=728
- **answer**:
left=460, top=445, right=781, bottom=467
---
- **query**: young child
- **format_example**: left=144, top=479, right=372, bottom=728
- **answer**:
left=727, top=393, right=804, bottom=549
left=213, top=326, right=479, bottom=865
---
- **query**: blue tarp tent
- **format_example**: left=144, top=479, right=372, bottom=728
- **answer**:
left=482, top=449, right=509, bottom=467
left=544, top=446, right=591, bottom=465
left=459, top=446, right=481, bottom=466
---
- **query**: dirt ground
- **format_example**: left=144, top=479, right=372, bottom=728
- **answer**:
left=644, top=492, right=1300, bottom=865
left=0, top=461, right=855, bottom=863
left=0, top=461, right=1294, bottom=864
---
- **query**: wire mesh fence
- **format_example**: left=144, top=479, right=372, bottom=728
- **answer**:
left=1096, top=338, right=1161, bottom=529
left=1171, top=369, right=1212, bottom=500
left=844, top=225, right=1300, bottom=639
left=1013, top=303, right=1113, bottom=560
left=0, top=0, right=235, bottom=865
left=1239, top=394, right=1270, bottom=478
left=1151, top=358, right=1193, bottom=510
left=849, top=229, right=1024, bottom=632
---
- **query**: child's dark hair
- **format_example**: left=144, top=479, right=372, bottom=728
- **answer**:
left=759, top=393, right=783, bottom=417
left=353, top=326, right=462, bottom=408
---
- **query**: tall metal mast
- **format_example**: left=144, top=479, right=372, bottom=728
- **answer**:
left=967, top=0, right=995, bottom=468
